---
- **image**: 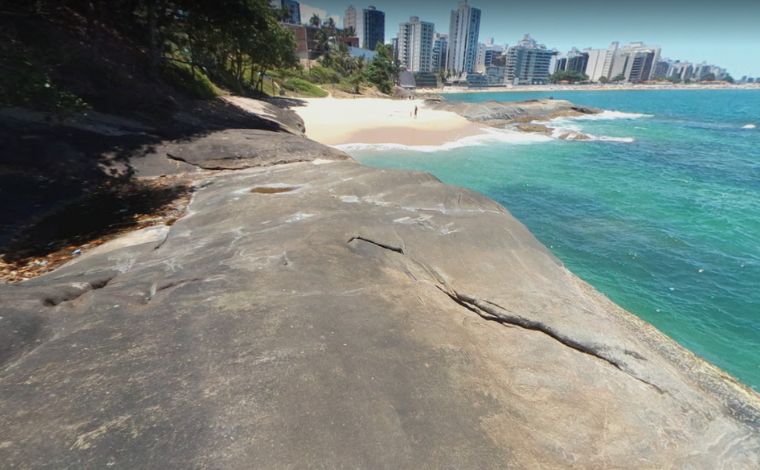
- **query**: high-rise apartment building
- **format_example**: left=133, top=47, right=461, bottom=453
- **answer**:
left=505, top=34, right=555, bottom=85
left=397, top=17, right=435, bottom=73
left=271, top=0, right=301, bottom=25
left=606, top=42, right=661, bottom=82
left=344, top=5, right=357, bottom=34
left=583, top=48, right=607, bottom=82
left=361, top=6, right=385, bottom=51
left=432, top=34, right=449, bottom=73
left=446, top=1, right=481, bottom=76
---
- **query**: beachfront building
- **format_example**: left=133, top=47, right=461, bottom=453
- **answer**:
left=344, top=5, right=356, bottom=33
left=505, top=34, right=555, bottom=85
left=476, top=40, right=505, bottom=73
left=397, top=17, right=435, bottom=73
left=432, top=33, right=448, bottom=73
left=446, top=1, right=481, bottom=77
left=605, top=42, right=661, bottom=82
left=565, top=48, right=589, bottom=74
left=271, top=0, right=301, bottom=25
left=360, top=6, right=385, bottom=51
left=653, top=60, right=671, bottom=79
left=583, top=48, right=607, bottom=81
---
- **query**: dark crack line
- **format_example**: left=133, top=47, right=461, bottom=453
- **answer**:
left=166, top=153, right=317, bottom=171
left=347, top=236, right=405, bottom=255
left=434, top=285, right=666, bottom=395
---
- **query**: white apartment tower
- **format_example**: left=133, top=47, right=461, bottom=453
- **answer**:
left=398, top=17, right=435, bottom=73
left=446, top=1, right=481, bottom=76
left=344, top=5, right=357, bottom=33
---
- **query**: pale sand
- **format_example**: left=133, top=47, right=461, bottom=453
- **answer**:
left=293, top=97, right=485, bottom=146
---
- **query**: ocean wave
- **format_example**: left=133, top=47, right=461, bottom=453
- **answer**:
left=334, top=127, right=551, bottom=153
left=542, top=109, right=648, bottom=143
left=742, top=124, right=756, bottom=129
left=547, top=125, right=635, bottom=143
left=557, top=110, right=654, bottom=121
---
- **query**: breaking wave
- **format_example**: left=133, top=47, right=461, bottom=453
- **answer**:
left=334, top=127, right=551, bottom=153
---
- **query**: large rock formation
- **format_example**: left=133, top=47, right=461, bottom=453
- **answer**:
left=429, top=98, right=599, bottom=139
left=1, top=98, right=759, bottom=468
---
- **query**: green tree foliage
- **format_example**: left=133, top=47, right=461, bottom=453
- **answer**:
left=611, top=73, right=626, bottom=82
left=365, top=44, right=397, bottom=94
left=15, top=0, right=297, bottom=96
left=598, top=76, right=610, bottom=84
left=700, top=73, right=716, bottom=82
left=549, top=70, right=589, bottom=84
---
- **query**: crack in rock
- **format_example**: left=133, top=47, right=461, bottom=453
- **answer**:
left=344, top=233, right=665, bottom=395
left=347, top=236, right=405, bottom=255
left=436, top=286, right=666, bottom=395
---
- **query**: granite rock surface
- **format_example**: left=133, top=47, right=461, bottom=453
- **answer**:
left=1, top=99, right=759, bottom=469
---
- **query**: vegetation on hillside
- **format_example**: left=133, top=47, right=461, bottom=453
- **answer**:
left=1, top=1, right=298, bottom=112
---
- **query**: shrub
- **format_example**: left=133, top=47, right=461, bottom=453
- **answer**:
left=162, top=61, right=222, bottom=99
left=308, top=66, right=341, bottom=84
left=281, top=78, right=328, bottom=97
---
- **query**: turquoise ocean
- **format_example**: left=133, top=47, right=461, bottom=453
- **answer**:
left=347, top=89, right=760, bottom=390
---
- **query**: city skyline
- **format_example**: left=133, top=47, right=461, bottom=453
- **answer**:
left=304, top=0, right=760, bottom=77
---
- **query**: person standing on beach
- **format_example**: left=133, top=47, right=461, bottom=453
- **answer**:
left=414, top=106, right=418, bottom=119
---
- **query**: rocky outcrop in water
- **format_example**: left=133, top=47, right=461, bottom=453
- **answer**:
left=429, top=98, right=599, bottom=139
left=1, top=97, right=759, bottom=468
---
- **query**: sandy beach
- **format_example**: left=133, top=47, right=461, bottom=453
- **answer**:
left=293, top=97, right=484, bottom=146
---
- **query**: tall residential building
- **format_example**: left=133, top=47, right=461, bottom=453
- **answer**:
left=344, top=5, right=357, bottom=34
left=475, top=43, right=487, bottom=73
left=653, top=60, right=671, bottom=79
left=397, top=17, right=435, bottom=73
left=446, top=1, right=481, bottom=76
left=583, top=48, right=607, bottom=82
left=601, top=42, right=619, bottom=79
left=432, top=34, right=449, bottom=73
left=607, top=42, right=661, bottom=82
left=271, top=0, right=301, bottom=24
left=361, top=6, right=385, bottom=51
left=505, top=34, right=555, bottom=85
left=565, top=48, right=589, bottom=74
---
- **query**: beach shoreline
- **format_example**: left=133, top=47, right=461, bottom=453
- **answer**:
left=293, top=97, right=486, bottom=147
left=420, top=82, right=760, bottom=95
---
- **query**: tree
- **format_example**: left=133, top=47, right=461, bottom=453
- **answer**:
left=365, top=43, right=397, bottom=94
left=309, top=14, right=321, bottom=27
left=701, top=73, right=716, bottom=82
left=611, top=73, right=626, bottom=83
left=724, top=74, right=735, bottom=84
left=549, top=70, right=588, bottom=84
left=598, top=76, right=609, bottom=84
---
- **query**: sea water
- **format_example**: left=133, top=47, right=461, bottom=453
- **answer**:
left=349, top=89, right=760, bottom=390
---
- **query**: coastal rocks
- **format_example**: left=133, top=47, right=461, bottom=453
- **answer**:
left=1, top=129, right=759, bottom=468
left=430, top=98, right=599, bottom=138
left=161, top=129, right=351, bottom=170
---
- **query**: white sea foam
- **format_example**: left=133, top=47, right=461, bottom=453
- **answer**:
left=543, top=109, right=649, bottom=143
left=334, top=127, right=551, bottom=153
left=742, top=123, right=756, bottom=129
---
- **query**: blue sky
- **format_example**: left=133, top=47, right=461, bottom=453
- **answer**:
left=302, top=0, right=760, bottom=77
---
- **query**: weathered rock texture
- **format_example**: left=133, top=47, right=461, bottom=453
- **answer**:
left=1, top=99, right=759, bottom=469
